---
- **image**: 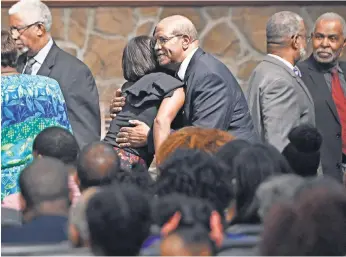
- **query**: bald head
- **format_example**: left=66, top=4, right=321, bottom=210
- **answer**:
left=157, top=15, right=198, bottom=41
left=76, top=142, right=120, bottom=190
left=154, top=15, right=199, bottom=66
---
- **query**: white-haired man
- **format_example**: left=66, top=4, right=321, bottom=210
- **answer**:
left=247, top=11, right=315, bottom=153
left=297, top=13, right=346, bottom=182
left=9, top=0, right=101, bottom=149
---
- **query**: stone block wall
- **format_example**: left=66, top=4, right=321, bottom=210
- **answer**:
left=2, top=4, right=346, bottom=132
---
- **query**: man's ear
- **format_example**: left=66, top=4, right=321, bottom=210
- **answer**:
left=68, top=224, right=80, bottom=247
left=161, top=211, right=181, bottom=236
left=73, top=172, right=80, bottom=188
left=182, top=35, right=191, bottom=50
left=19, top=193, right=27, bottom=212
left=291, top=34, right=299, bottom=50
left=36, top=23, right=45, bottom=36
left=209, top=211, right=224, bottom=247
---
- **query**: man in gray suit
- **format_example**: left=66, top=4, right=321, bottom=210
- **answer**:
left=9, top=0, right=101, bottom=149
left=247, top=11, right=315, bottom=152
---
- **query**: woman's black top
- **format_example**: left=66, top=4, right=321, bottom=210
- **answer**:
left=103, top=72, right=184, bottom=165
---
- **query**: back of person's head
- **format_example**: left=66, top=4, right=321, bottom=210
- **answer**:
left=86, top=183, right=151, bottom=256
left=232, top=143, right=292, bottom=224
left=282, top=124, right=322, bottom=177
left=69, top=187, right=99, bottom=247
left=254, top=174, right=306, bottom=220
left=19, top=156, right=69, bottom=211
left=116, top=163, right=154, bottom=195
left=122, top=35, right=157, bottom=82
left=215, top=139, right=251, bottom=172
left=259, top=180, right=346, bottom=255
left=266, top=11, right=303, bottom=50
left=76, top=141, right=120, bottom=191
left=1, top=30, right=17, bottom=68
left=152, top=194, right=224, bottom=248
left=156, top=127, right=234, bottom=165
left=160, top=225, right=216, bottom=256
left=157, top=148, right=233, bottom=216
left=152, top=194, right=214, bottom=230
left=33, top=127, right=79, bottom=165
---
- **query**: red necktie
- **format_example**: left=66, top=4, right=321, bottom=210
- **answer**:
left=331, top=69, right=346, bottom=154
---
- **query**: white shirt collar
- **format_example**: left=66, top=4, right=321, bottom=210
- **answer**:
left=268, top=54, right=295, bottom=71
left=33, top=37, right=54, bottom=64
left=177, top=47, right=199, bottom=80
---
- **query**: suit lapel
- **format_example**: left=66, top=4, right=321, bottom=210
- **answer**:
left=37, top=42, right=59, bottom=77
left=264, top=55, right=314, bottom=104
left=308, top=55, right=340, bottom=124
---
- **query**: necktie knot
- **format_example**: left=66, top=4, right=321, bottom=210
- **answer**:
left=293, top=66, right=301, bottom=77
left=24, top=57, right=37, bottom=75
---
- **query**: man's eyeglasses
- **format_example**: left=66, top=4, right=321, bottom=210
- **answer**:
left=155, top=34, right=183, bottom=46
left=10, top=21, right=42, bottom=37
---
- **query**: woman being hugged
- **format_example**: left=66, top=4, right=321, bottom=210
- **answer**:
left=103, top=36, right=185, bottom=170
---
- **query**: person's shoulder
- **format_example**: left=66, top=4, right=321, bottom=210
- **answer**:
left=339, top=61, right=346, bottom=71
left=33, top=75, right=60, bottom=85
left=54, top=46, right=92, bottom=73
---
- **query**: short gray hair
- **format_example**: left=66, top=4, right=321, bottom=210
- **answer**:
left=266, top=11, right=303, bottom=45
left=313, top=12, right=346, bottom=36
left=69, top=187, right=100, bottom=243
left=9, top=0, right=52, bottom=32
left=256, top=174, right=305, bottom=220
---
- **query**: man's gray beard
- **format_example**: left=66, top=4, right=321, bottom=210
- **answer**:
left=299, top=47, right=307, bottom=60
left=18, top=46, right=29, bottom=55
left=313, top=48, right=342, bottom=64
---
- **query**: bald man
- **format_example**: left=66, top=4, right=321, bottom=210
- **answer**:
left=75, top=142, right=120, bottom=191
left=110, top=15, right=258, bottom=151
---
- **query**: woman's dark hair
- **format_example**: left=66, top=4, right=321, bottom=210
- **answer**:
left=122, top=35, right=157, bottom=82
left=156, top=148, right=234, bottom=217
left=1, top=30, right=17, bottom=68
left=116, top=163, right=155, bottom=195
left=231, top=143, right=292, bottom=224
left=87, top=183, right=151, bottom=256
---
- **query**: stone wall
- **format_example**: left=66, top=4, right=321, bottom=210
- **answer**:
left=2, top=4, right=346, bottom=128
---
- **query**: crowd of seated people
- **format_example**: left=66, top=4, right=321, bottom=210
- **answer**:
left=2, top=123, right=346, bottom=256
left=2, top=0, right=346, bottom=255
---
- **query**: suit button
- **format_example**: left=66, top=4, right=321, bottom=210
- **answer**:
left=336, top=163, right=341, bottom=169
left=337, top=133, right=341, bottom=138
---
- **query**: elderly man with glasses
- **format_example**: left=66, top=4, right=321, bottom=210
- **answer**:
left=109, top=15, right=258, bottom=152
left=297, top=12, right=346, bottom=182
left=9, top=0, right=101, bottom=150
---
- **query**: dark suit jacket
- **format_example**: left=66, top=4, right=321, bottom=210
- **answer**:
left=2, top=215, right=68, bottom=244
left=182, top=48, right=258, bottom=142
left=17, top=42, right=101, bottom=149
left=297, top=55, right=344, bottom=181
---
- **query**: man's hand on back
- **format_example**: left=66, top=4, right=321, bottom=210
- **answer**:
left=116, top=120, right=150, bottom=148
left=109, top=89, right=125, bottom=119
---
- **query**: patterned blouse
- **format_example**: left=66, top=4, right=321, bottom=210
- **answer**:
left=1, top=74, right=72, bottom=200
